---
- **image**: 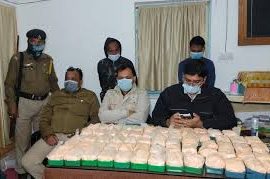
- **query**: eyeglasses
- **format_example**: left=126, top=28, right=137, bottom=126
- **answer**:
left=183, top=78, right=204, bottom=86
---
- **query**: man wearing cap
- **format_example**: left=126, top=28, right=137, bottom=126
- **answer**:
left=4, top=29, right=59, bottom=177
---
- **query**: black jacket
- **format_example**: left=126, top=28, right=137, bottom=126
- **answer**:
left=150, top=83, right=237, bottom=130
left=97, top=56, right=133, bottom=100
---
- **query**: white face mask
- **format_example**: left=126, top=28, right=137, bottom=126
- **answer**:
left=108, top=53, right=120, bottom=61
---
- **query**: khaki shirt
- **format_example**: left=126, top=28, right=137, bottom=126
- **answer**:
left=99, top=85, right=150, bottom=124
left=39, top=88, right=100, bottom=138
left=4, top=51, right=59, bottom=106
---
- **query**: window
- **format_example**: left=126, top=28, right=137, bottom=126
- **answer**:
left=135, top=0, right=210, bottom=91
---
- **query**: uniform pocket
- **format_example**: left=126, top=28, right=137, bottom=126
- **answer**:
left=23, top=63, right=36, bottom=82
left=70, top=99, right=89, bottom=116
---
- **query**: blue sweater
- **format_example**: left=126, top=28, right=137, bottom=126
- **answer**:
left=178, top=57, right=216, bottom=87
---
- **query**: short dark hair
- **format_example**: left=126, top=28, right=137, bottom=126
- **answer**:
left=65, top=67, right=83, bottom=80
left=116, top=61, right=138, bottom=85
left=183, top=60, right=208, bottom=78
left=189, top=36, right=205, bottom=47
left=104, top=37, right=122, bottom=58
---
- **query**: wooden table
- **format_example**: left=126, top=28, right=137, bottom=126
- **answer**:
left=44, top=167, right=224, bottom=179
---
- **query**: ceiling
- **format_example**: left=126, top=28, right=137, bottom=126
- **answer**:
left=3, top=0, right=50, bottom=5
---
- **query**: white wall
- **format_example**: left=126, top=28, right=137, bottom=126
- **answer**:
left=3, top=0, right=270, bottom=100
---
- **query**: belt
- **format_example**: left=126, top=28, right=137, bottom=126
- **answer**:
left=19, top=92, right=48, bottom=100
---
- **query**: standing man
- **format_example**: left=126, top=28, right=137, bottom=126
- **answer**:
left=97, top=37, right=135, bottom=101
left=178, top=36, right=216, bottom=87
left=4, top=29, right=59, bottom=178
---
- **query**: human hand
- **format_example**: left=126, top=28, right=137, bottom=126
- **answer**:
left=45, top=135, right=58, bottom=146
left=166, top=112, right=183, bottom=127
left=8, top=103, right=18, bottom=120
left=181, top=113, right=203, bottom=128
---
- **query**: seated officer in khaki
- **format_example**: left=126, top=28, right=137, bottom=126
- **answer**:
left=4, top=29, right=59, bottom=177
left=21, top=67, right=100, bottom=179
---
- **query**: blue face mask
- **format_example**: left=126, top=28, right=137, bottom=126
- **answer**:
left=190, top=51, right=203, bottom=60
left=182, top=83, right=201, bottom=94
left=28, top=44, right=45, bottom=57
left=108, top=53, right=120, bottom=61
left=117, top=78, right=133, bottom=92
left=64, top=80, right=79, bottom=93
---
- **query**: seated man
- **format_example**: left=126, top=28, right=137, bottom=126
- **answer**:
left=99, top=62, right=150, bottom=125
left=178, top=36, right=215, bottom=87
left=21, top=67, right=100, bottom=179
left=151, top=60, right=237, bottom=130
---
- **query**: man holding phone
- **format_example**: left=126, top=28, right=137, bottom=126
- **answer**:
left=150, top=60, right=237, bottom=130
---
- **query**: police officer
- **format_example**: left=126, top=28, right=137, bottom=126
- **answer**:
left=4, top=29, right=59, bottom=177
left=21, top=67, right=100, bottom=179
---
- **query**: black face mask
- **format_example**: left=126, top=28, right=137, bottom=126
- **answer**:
left=27, top=42, right=45, bottom=58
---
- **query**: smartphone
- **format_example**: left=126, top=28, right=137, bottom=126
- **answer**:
left=180, top=113, right=192, bottom=119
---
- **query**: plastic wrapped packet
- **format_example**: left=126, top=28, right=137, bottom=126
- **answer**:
left=199, top=134, right=211, bottom=143
left=194, top=128, right=208, bottom=135
left=218, top=142, right=235, bottom=153
left=229, top=136, right=246, bottom=144
left=150, top=144, right=165, bottom=154
left=216, top=135, right=231, bottom=143
left=183, top=153, right=205, bottom=175
left=131, top=149, right=149, bottom=170
left=225, top=158, right=246, bottom=179
left=166, top=150, right=183, bottom=172
left=64, top=148, right=83, bottom=167
left=81, top=145, right=103, bottom=167
left=201, top=140, right=218, bottom=150
left=182, top=143, right=197, bottom=155
left=208, top=128, right=222, bottom=138
left=118, top=143, right=134, bottom=152
left=233, top=143, right=252, bottom=154
left=244, top=158, right=267, bottom=179
left=222, top=130, right=238, bottom=137
left=245, top=136, right=262, bottom=145
left=114, top=150, right=132, bottom=169
left=251, top=143, right=269, bottom=153
left=198, top=148, right=217, bottom=158
left=47, top=142, right=69, bottom=166
left=148, top=152, right=166, bottom=172
left=166, top=137, right=180, bottom=147
left=254, top=152, right=270, bottom=162
left=97, top=148, right=117, bottom=167
left=137, top=136, right=151, bottom=145
left=218, top=151, right=236, bottom=159
left=205, top=153, right=225, bottom=175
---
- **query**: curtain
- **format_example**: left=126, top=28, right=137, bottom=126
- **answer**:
left=138, top=2, right=208, bottom=91
left=0, top=4, right=17, bottom=147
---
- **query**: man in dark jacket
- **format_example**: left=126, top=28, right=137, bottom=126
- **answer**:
left=151, top=60, right=236, bottom=130
left=97, top=37, right=135, bottom=101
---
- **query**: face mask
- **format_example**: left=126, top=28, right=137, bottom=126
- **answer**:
left=64, top=80, right=79, bottom=93
left=190, top=51, right=203, bottom=60
left=117, top=78, right=133, bottom=92
left=28, top=44, right=45, bottom=57
left=108, top=53, right=120, bottom=61
left=182, top=83, right=201, bottom=94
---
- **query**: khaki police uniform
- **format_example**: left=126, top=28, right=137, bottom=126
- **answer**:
left=21, top=88, right=100, bottom=179
left=4, top=51, right=59, bottom=174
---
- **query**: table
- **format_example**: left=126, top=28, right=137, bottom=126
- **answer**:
left=44, top=167, right=224, bottom=179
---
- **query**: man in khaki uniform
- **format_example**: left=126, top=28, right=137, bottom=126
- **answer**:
left=22, top=67, right=100, bottom=179
left=4, top=29, right=59, bottom=177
